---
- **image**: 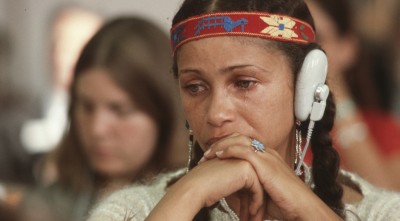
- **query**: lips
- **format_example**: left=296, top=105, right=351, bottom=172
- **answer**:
left=91, top=145, right=113, bottom=158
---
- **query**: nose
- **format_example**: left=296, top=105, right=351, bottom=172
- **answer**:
left=206, top=89, right=235, bottom=127
left=90, top=110, right=112, bottom=139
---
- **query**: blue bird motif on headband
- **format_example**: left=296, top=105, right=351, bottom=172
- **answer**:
left=172, top=24, right=186, bottom=48
left=194, top=16, right=248, bottom=35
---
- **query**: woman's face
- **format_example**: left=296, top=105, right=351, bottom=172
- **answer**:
left=74, top=69, right=158, bottom=180
left=177, top=37, right=296, bottom=162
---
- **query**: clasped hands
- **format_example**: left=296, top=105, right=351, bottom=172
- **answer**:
left=186, top=133, right=339, bottom=221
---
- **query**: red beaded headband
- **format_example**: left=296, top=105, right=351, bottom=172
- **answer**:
left=170, top=12, right=316, bottom=53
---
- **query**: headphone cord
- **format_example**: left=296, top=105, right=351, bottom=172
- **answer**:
left=295, top=120, right=315, bottom=175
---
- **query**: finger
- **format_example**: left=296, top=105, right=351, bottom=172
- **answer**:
left=216, top=145, right=296, bottom=193
left=215, top=144, right=263, bottom=164
left=206, top=133, right=249, bottom=157
left=239, top=193, right=250, bottom=221
left=250, top=202, right=265, bottom=221
left=265, top=200, right=284, bottom=220
left=247, top=178, right=265, bottom=216
left=217, top=146, right=305, bottom=220
left=216, top=145, right=291, bottom=178
left=230, top=160, right=265, bottom=217
left=199, top=133, right=251, bottom=163
left=238, top=164, right=265, bottom=216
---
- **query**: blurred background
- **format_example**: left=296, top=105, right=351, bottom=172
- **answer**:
left=0, top=1, right=187, bottom=219
left=0, top=0, right=185, bottom=181
left=0, top=0, right=183, bottom=104
left=0, top=0, right=399, bottom=220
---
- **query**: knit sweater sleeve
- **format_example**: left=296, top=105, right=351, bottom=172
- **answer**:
left=341, top=170, right=400, bottom=221
left=87, top=185, right=158, bottom=221
left=354, top=184, right=400, bottom=220
left=87, top=169, right=185, bottom=221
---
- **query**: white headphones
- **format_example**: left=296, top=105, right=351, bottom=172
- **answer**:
left=295, top=49, right=329, bottom=122
left=294, top=49, right=329, bottom=175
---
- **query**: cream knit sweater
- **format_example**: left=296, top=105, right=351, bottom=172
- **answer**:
left=88, top=168, right=400, bottom=221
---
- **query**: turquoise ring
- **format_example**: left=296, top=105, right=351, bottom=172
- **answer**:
left=251, top=139, right=265, bottom=153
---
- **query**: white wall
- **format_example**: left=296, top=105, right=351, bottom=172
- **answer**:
left=0, top=0, right=5, bottom=26
left=3, top=0, right=183, bottom=101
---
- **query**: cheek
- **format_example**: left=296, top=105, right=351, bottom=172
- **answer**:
left=117, top=114, right=158, bottom=160
left=74, top=112, right=90, bottom=146
left=247, top=82, right=295, bottom=148
left=180, top=93, right=203, bottom=128
left=180, top=94, right=209, bottom=151
left=253, top=95, right=293, bottom=126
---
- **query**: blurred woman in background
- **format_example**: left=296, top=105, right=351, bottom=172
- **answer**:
left=18, top=16, right=181, bottom=221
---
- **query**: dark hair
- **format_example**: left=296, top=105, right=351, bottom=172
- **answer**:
left=54, top=17, right=177, bottom=192
left=309, top=0, right=352, bottom=35
left=172, top=0, right=344, bottom=219
left=310, top=0, right=396, bottom=110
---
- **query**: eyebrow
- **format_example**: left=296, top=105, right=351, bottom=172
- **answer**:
left=76, top=92, right=131, bottom=107
left=221, top=64, right=269, bottom=77
left=179, top=64, right=268, bottom=76
left=179, top=68, right=201, bottom=75
left=221, top=64, right=267, bottom=73
left=75, top=93, right=90, bottom=102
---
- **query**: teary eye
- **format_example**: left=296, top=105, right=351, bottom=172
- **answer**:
left=184, top=83, right=206, bottom=95
left=235, top=80, right=255, bottom=89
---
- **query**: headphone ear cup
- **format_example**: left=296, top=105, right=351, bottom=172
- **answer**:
left=295, top=49, right=328, bottom=121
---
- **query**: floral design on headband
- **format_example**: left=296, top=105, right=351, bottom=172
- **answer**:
left=170, top=12, right=315, bottom=53
left=260, top=16, right=298, bottom=39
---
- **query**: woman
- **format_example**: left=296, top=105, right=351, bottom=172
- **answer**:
left=305, top=0, right=400, bottom=190
left=89, top=0, right=400, bottom=220
left=18, top=17, right=180, bottom=221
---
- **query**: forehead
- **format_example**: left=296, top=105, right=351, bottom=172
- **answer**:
left=76, top=69, right=131, bottom=102
left=176, top=36, right=288, bottom=69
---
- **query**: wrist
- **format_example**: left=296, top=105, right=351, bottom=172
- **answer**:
left=295, top=194, right=342, bottom=221
left=147, top=174, right=204, bottom=221
left=170, top=174, right=206, bottom=212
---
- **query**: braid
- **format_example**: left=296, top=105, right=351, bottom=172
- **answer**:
left=309, top=93, right=344, bottom=217
left=277, top=40, right=345, bottom=217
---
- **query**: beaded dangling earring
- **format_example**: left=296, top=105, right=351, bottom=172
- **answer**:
left=186, top=121, right=194, bottom=173
left=295, top=120, right=303, bottom=170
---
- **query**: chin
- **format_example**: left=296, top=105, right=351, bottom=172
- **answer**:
left=92, top=163, right=121, bottom=176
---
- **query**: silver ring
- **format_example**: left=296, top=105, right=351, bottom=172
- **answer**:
left=251, top=139, right=265, bottom=153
